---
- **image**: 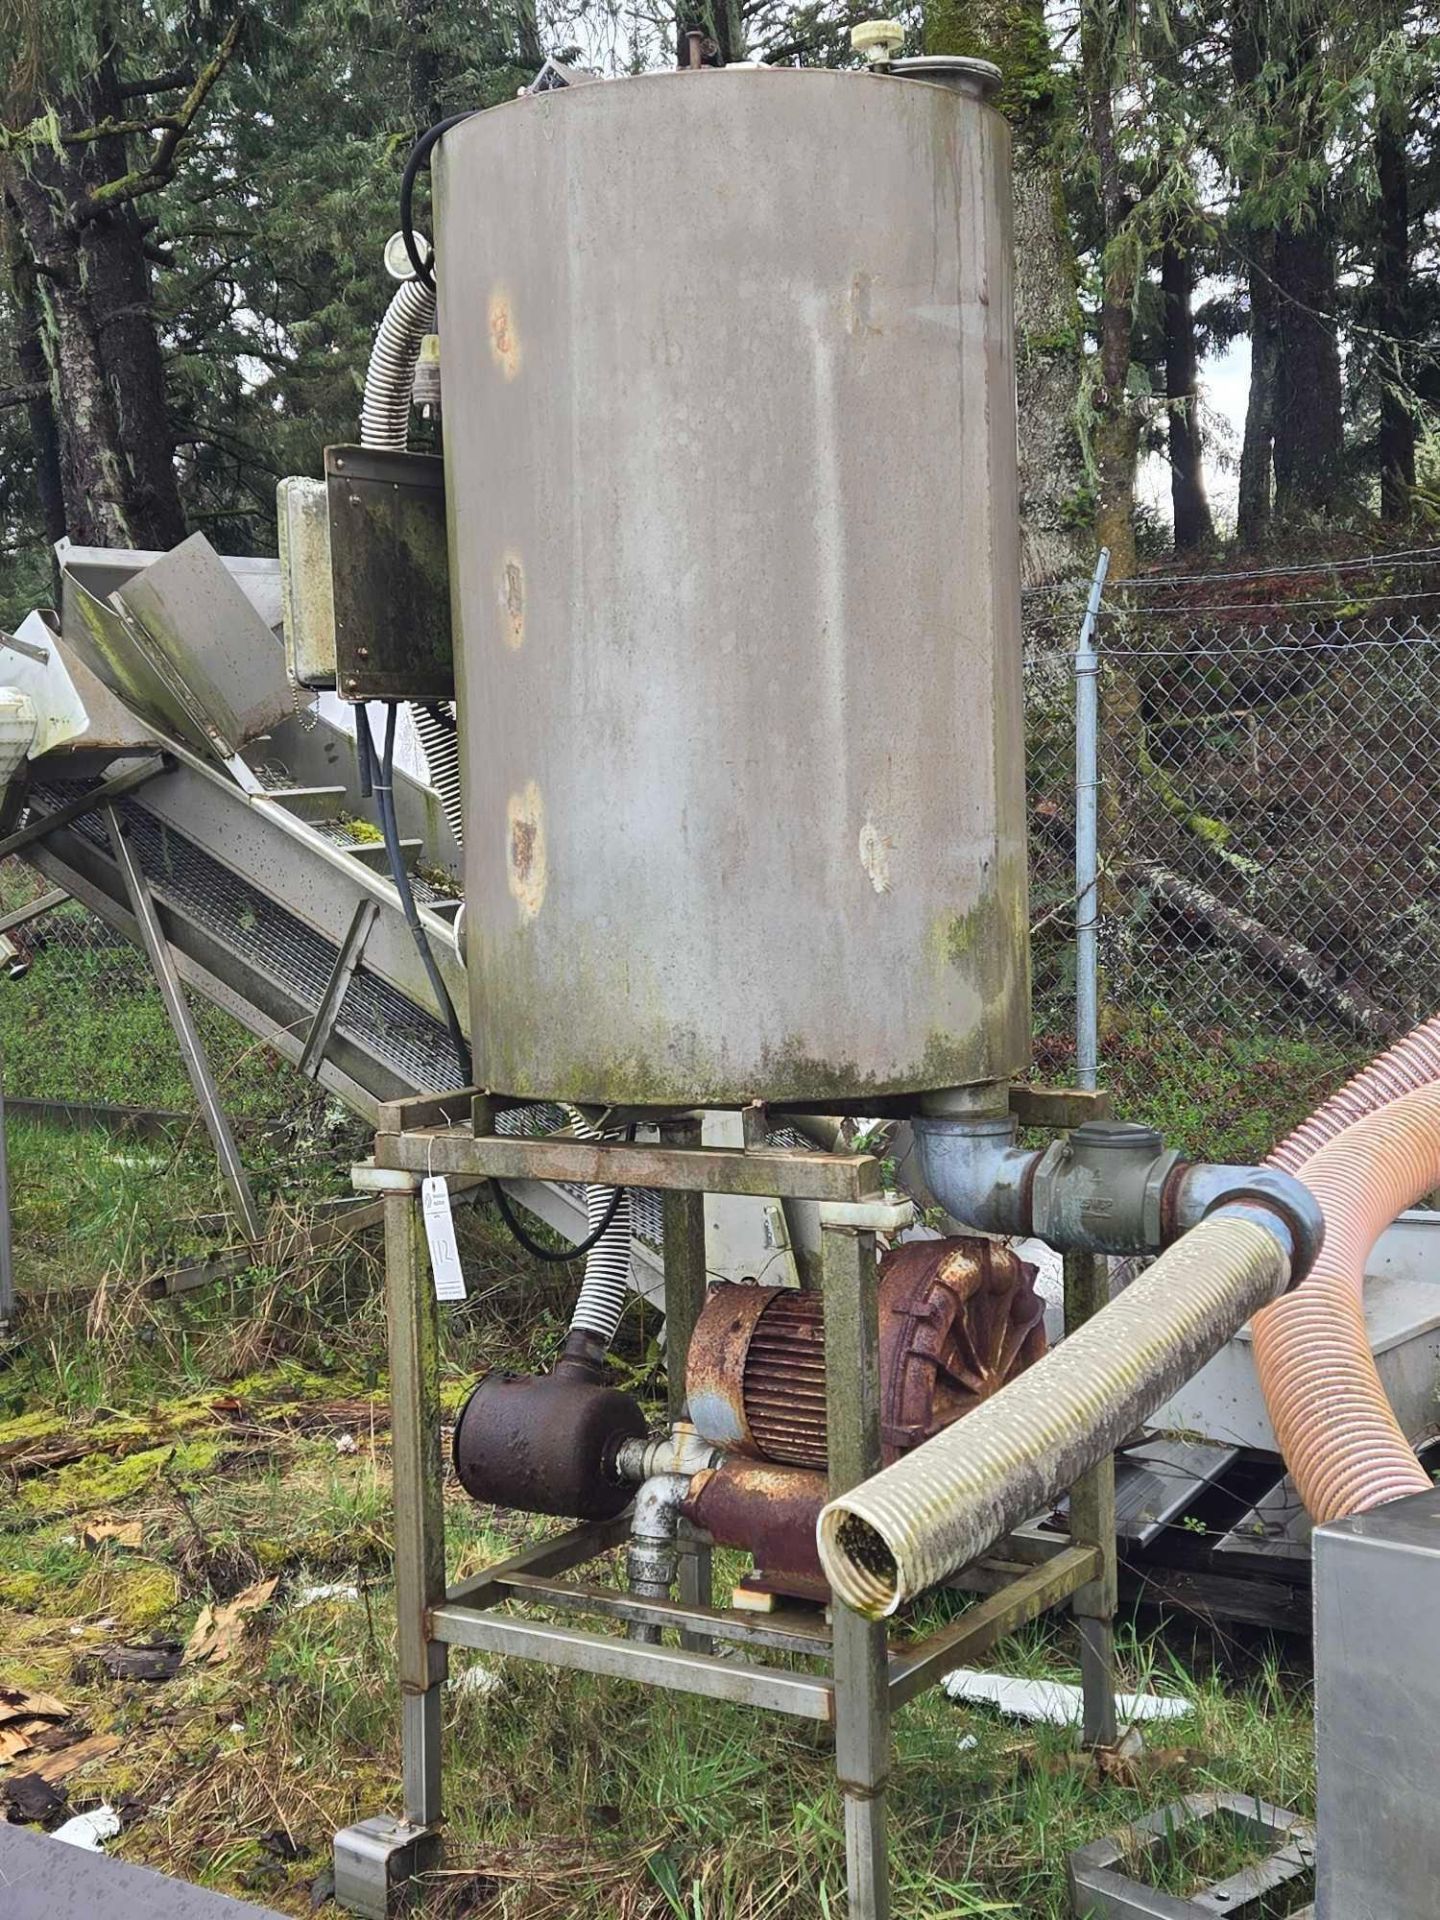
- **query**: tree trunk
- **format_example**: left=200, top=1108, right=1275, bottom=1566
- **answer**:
left=405, top=0, right=448, bottom=129
left=1161, top=239, right=1212, bottom=552
left=926, top=0, right=1087, bottom=586
left=677, top=0, right=744, bottom=63
left=2, top=56, right=186, bottom=552
left=1237, top=241, right=1277, bottom=549
left=1272, top=217, right=1344, bottom=515
left=4, top=236, right=64, bottom=546
left=1374, top=87, right=1415, bottom=520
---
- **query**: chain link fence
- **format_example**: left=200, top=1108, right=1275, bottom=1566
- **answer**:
left=1025, top=553, right=1440, bottom=1148
left=1095, top=615, right=1440, bottom=1044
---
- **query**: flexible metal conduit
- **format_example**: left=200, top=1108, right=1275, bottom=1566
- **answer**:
left=816, top=1213, right=1291, bottom=1618
left=358, top=267, right=466, bottom=847
left=1252, top=1083, right=1440, bottom=1523
left=360, top=274, right=436, bottom=451
left=563, top=1106, right=634, bottom=1350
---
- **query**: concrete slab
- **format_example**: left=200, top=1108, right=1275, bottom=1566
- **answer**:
left=0, top=1820, right=288, bottom=1920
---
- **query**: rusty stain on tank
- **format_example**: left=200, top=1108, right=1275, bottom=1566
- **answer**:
left=488, top=290, right=520, bottom=379
left=506, top=780, right=546, bottom=920
left=500, top=555, right=525, bottom=648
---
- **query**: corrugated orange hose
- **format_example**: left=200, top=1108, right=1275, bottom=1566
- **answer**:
left=1251, top=1080, right=1440, bottom=1523
left=1268, top=1012, right=1440, bottom=1176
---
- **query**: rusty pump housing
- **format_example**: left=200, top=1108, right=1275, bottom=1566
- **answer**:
left=680, top=1236, right=1046, bottom=1600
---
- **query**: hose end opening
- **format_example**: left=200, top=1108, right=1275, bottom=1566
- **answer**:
left=818, top=1506, right=901, bottom=1619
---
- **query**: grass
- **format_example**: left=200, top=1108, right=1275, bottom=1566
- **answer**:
left=0, top=886, right=1331, bottom=1914
left=0, top=1113, right=1318, bottom=1919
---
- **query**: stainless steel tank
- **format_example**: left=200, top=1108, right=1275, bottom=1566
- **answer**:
left=435, top=62, right=1029, bottom=1107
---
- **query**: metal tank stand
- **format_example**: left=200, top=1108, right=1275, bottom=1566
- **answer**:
left=334, top=1089, right=1120, bottom=1920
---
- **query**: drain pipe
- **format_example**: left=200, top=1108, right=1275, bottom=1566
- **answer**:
left=817, top=1206, right=1295, bottom=1616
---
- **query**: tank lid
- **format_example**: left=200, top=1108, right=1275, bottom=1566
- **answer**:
left=887, top=55, right=1002, bottom=100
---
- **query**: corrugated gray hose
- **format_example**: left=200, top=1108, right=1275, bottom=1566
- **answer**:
left=358, top=275, right=465, bottom=850
left=564, top=1106, right=634, bottom=1348
left=360, top=275, right=435, bottom=450
left=816, top=1213, right=1290, bottom=1618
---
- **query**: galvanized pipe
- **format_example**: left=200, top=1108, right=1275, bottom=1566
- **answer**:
left=614, top=1427, right=724, bottom=1484
left=816, top=1211, right=1292, bottom=1617
left=626, top=1472, right=692, bottom=1644
left=914, top=1113, right=1324, bottom=1276
left=1073, top=546, right=1109, bottom=1093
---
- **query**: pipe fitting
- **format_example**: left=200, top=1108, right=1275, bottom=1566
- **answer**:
left=912, top=1112, right=1034, bottom=1235
left=915, top=1113, right=1323, bottom=1281
left=614, top=1424, right=724, bottom=1484
left=1167, top=1163, right=1324, bottom=1285
left=1030, top=1120, right=1180, bottom=1253
left=626, top=1472, right=692, bottom=1643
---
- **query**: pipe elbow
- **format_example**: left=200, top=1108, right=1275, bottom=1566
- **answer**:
left=912, top=1115, right=1036, bottom=1234
left=630, top=1472, right=691, bottom=1546
left=1170, top=1163, right=1325, bottom=1286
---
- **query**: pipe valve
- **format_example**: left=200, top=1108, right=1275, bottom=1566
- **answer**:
left=914, top=1108, right=1324, bottom=1285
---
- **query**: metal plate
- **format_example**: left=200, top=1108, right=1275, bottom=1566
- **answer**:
left=325, top=445, right=452, bottom=700
left=1316, top=1488, right=1440, bottom=1918
left=60, top=535, right=288, bottom=759
left=0, top=1821, right=285, bottom=1920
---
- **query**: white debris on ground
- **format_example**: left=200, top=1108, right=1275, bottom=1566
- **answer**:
left=293, top=1580, right=360, bottom=1608
left=942, top=1669, right=1193, bottom=1727
left=447, top=1661, right=502, bottom=1696
left=52, top=1805, right=122, bottom=1851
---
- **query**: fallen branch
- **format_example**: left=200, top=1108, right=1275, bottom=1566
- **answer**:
left=1135, top=732, right=1261, bottom=878
left=1140, top=864, right=1400, bottom=1040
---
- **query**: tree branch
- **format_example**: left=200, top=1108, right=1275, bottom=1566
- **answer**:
left=0, top=381, right=46, bottom=412
left=117, top=66, right=196, bottom=101
left=67, top=16, right=243, bottom=231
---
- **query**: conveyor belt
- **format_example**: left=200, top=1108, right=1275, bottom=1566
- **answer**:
left=25, top=772, right=670, bottom=1246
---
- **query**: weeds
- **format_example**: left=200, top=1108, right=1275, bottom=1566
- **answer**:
left=0, top=1113, right=1318, bottom=1918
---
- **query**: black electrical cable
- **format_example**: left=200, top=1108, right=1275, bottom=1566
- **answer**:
left=360, top=703, right=472, bottom=1083
left=355, top=702, right=374, bottom=799
left=359, top=705, right=626, bottom=1265
left=490, top=1170, right=628, bottom=1264
left=400, top=110, right=478, bottom=287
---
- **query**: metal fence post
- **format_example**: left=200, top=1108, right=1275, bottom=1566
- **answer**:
left=1074, top=547, right=1111, bottom=1093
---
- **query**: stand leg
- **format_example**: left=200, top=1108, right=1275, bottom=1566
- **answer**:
left=660, top=1116, right=713, bottom=1648
left=1065, top=1249, right=1117, bottom=1748
left=334, top=1180, right=445, bottom=1915
left=103, top=806, right=264, bottom=1243
left=823, top=1221, right=891, bottom=1920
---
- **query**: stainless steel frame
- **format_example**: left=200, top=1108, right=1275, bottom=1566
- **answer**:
left=336, top=1099, right=1120, bottom=1919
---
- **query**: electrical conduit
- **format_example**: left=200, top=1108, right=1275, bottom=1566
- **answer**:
left=562, top=1106, right=635, bottom=1356
left=360, top=274, right=435, bottom=451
